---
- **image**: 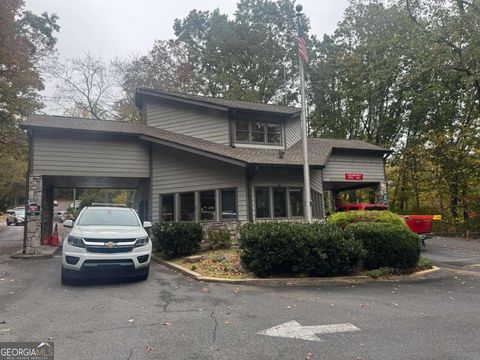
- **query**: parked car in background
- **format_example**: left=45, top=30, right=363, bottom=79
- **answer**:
left=54, top=210, right=72, bottom=223
left=6, top=208, right=26, bottom=226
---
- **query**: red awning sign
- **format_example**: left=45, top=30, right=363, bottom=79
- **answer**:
left=345, top=173, right=363, bottom=180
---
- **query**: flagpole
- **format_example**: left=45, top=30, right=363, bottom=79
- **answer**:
left=296, top=4, right=312, bottom=222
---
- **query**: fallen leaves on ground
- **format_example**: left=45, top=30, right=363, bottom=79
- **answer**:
left=173, top=249, right=254, bottom=279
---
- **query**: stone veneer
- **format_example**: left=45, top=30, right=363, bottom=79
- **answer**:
left=25, top=176, right=43, bottom=254
left=199, top=218, right=324, bottom=246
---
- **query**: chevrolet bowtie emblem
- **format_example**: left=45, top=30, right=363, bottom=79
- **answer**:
left=105, top=242, right=116, bottom=248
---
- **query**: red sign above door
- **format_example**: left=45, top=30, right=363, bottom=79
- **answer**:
left=345, top=173, right=363, bottom=180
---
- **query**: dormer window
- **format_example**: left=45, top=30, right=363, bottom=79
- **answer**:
left=235, top=120, right=282, bottom=145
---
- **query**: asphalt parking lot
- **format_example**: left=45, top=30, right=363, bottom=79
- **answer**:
left=1, top=228, right=480, bottom=359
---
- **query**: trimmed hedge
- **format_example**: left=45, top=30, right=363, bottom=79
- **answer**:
left=347, top=223, right=421, bottom=270
left=239, top=222, right=365, bottom=277
left=152, top=222, right=203, bottom=259
left=205, top=228, right=232, bottom=250
left=327, top=210, right=407, bottom=229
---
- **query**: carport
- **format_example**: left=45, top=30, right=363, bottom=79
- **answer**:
left=21, top=122, right=151, bottom=255
left=321, top=148, right=389, bottom=212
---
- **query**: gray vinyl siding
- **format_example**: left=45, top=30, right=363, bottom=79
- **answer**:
left=151, top=144, right=247, bottom=221
left=285, top=117, right=302, bottom=148
left=146, top=99, right=230, bottom=145
left=32, top=133, right=149, bottom=177
left=322, top=153, right=386, bottom=183
left=310, top=169, right=323, bottom=192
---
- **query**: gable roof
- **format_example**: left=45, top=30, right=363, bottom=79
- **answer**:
left=21, top=115, right=390, bottom=167
left=135, top=88, right=301, bottom=116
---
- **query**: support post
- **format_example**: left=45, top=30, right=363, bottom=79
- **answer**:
left=24, top=176, right=43, bottom=255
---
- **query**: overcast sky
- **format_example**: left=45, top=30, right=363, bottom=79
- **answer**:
left=24, top=0, right=350, bottom=113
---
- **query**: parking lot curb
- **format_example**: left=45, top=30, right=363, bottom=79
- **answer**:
left=152, top=253, right=441, bottom=285
left=11, top=245, right=60, bottom=259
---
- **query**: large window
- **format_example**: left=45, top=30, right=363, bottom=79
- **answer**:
left=235, top=120, right=282, bottom=145
left=160, top=194, right=175, bottom=222
left=255, top=187, right=305, bottom=219
left=180, top=192, right=195, bottom=221
left=199, top=191, right=216, bottom=221
left=273, top=188, right=287, bottom=218
left=289, top=188, right=303, bottom=217
left=221, top=189, right=237, bottom=219
left=255, top=187, right=270, bottom=218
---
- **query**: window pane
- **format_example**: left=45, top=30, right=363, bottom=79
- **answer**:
left=161, top=194, right=175, bottom=222
left=252, top=121, right=264, bottom=132
left=180, top=192, right=195, bottom=221
left=266, top=123, right=281, bottom=144
left=267, top=133, right=281, bottom=144
left=236, top=131, right=249, bottom=142
left=267, top=123, right=281, bottom=134
left=200, top=191, right=216, bottom=221
left=255, top=187, right=270, bottom=218
left=252, top=132, right=265, bottom=142
left=289, top=188, right=303, bottom=217
left=273, top=188, right=287, bottom=217
left=251, top=121, right=265, bottom=143
left=221, top=190, right=237, bottom=219
left=236, top=120, right=249, bottom=131
left=235, top=120, right=250, bottom=142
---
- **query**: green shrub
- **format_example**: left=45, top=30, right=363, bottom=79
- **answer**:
left=205, top=228, right=232, bottom=250
left=152, top=222, right=203, bottom=259
left=239, top=222, right=365, bottom=277
left=347, top=223, right=420, bottom=270
left=327, top=210, right=407, bottom=229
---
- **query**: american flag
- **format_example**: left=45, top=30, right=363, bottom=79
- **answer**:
left=298, top=36, right=308, bottom=63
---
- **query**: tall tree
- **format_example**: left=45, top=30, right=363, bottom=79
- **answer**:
left=0, top=0, right=58, bottom=210
left=0, top=0, right=59, bottom=152
left=112, top=40, right=197, bottom=122
left=51, top=53, right=117, bottom=120
left=173, top=0, right=303, bottom=103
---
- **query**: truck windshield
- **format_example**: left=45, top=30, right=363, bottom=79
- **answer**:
left=77, top=209, right=140, bottom=226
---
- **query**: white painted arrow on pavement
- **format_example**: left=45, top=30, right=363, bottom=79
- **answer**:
left=257, top=320, right=360, bottom=342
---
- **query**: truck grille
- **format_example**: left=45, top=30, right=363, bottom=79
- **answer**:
left=86, top=246, right=133, bottom=254
left=83, top=238, right=136, bottom=243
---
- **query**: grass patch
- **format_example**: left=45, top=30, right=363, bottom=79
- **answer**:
left=417, top=256, right=433, bottom=269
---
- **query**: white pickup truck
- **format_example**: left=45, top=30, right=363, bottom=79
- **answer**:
left=61, top=205, right=152, bottom=284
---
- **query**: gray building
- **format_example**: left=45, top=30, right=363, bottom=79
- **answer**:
left=21, top=88, right=390, bottom=254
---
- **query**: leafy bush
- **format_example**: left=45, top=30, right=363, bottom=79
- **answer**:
left=152, top=222, right=203, bottom=259
left=205, top=228, right=232, bottom=250
left=327, top=210, right=407, bottom=229
left=239, top=222, right=365, bottom=277
left=457, top=217, right=480, bottom=233
left=347, top=223, right=420, bottom=270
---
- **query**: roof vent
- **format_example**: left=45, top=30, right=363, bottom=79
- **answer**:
left=278, top=150, right=285, bottom=159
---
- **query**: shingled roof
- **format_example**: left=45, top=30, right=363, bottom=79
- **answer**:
left=135, top=88, right=301, bottom=116
left=21, top=115, right=390, bottom=167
